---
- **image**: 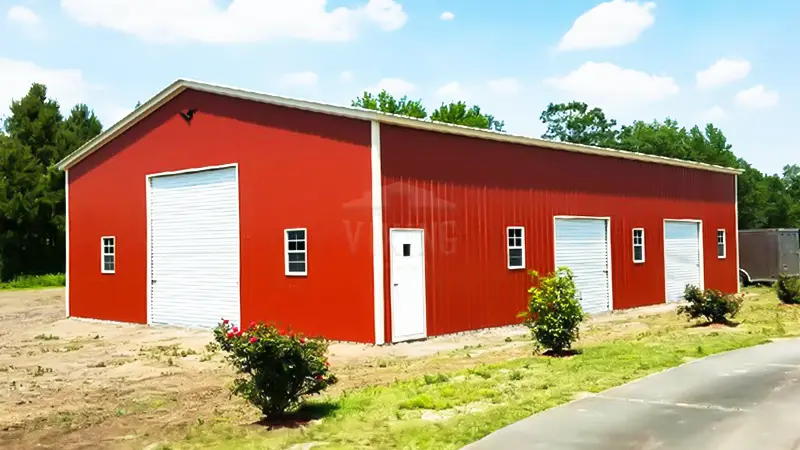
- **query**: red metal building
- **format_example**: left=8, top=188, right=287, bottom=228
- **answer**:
left=58, top=79, right=741, bottom=344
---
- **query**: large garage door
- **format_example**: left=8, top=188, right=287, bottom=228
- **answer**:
left=664, top=221, right=702, bottom=302
left=554, top=218, right=611, bottom=314
left=149, top=167, right=240, bottom=327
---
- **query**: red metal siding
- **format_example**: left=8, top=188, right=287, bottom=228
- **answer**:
left=380, top=125, right=738, bottom=341
left=68, top=90, right=376, bottom=342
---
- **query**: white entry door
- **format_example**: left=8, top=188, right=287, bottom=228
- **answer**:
left=149, top=166, right=241, bottom=328
left=554, top=218, right=612, bottom=314
left=664, top=220, right=702, bottom=302
left=389, top=229, right=427, bottom=342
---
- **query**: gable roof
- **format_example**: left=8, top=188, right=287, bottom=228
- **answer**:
left=56, top=78, right=743, bottom=175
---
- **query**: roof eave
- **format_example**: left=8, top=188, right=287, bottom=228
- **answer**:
left=56, top=79, right=188, bottom=171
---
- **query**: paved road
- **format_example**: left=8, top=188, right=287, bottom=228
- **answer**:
left=465, top=338, right=800, bottom=450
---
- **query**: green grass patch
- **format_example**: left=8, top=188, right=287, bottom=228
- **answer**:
left=170, top=288, right=799, bottom=450
left=0, top=273, right=65, bottom=290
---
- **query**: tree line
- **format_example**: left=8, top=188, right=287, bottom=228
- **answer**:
left=0, top=84, right=795, bottom=279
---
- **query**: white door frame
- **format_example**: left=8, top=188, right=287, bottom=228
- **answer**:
left=145, top=163, right=242, bottom=327
left=552, top=215, right=614, bottom=311
left=662, top=218, right=704, bottom=303
left=388, top=227, right=427, bottom=342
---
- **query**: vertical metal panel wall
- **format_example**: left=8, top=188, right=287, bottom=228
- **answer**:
left=380, top=125, right=738, bottom=340
left=68, top=90, right=376, bottom=342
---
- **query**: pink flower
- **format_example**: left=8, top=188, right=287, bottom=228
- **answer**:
left=222, top=319, right=229, bottom=325
left=315, top=374, right=323, bottom=381
left=226, top=332, right=234, bottom=339
left=300, top=337, right=306, bottom=344
left=249, top=337, right=258, bottom=344
left=236, top=330, right=243, bottom=337
left=232, top=326, right=239, bottom=333
left=249, top=321, right=257, bottom=329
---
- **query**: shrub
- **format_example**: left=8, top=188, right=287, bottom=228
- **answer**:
left=774, top=274, right=800, bottom=304
left=213, top=320, right=336, bottom=419
left=519, top=268, right=585, bottom=354
left=677, top=285, right=742, bottom=324
left=0, top=273, right=65, bottom=290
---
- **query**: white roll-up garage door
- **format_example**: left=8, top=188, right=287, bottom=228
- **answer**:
left=664, top=220, right=702, bottom=302
left=149, top=166, right=241, bottom=327
left=554, top=218, right=612, bottom=314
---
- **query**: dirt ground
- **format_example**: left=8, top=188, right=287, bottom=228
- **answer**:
left=0, top=289, right=678, bottom=450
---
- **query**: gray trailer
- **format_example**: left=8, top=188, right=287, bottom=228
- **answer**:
left=739, top=228, right=800, bottom=285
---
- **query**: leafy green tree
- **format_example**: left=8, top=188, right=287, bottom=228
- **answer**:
left=782, top=165, right=800, bottom=226
left=431, top=102, right=505, bottom=131
left=539, top=101, right=618, bottom=146
left=616, top=119, right=691, bottom=160
left=352, top=90, right=427, bottom=119
left=737, top=162, right=769, bottom=229
left=351, top=91, right=505, bottom=131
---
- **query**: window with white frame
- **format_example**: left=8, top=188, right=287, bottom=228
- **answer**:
left=717, top=229, right=726, bottom=259
left=101, top=236, right=115, bottom=274
left=507, top=226, right=525, bottom=269
left=285, top=228, right=307, bottom=275
left=632, top=228, right=645, bottom=263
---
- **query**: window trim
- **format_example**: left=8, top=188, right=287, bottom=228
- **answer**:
left=284, top=228, right=308, bottom=276
left=632, top=228, right=645, bottom=264
left=100, top=236, right=115, bottom=274
left=506, top=226, right=525, bottom=270
left=717, top=229, right=726, bottom=259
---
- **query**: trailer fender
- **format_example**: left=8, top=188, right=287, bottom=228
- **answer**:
left=739, top=268, right=752, bottom=286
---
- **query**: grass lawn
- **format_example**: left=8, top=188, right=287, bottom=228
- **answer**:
left=167, top=287, right=800, bottom=450
left=0, top=273, right=65, bottom=290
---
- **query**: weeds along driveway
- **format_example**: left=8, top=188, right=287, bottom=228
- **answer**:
left=464, top=337, right=800, bottom=450
left=1, top=288, right=795, bottom=449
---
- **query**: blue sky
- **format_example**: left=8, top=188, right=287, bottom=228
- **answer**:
left=1, top=0, right=797, bottom=174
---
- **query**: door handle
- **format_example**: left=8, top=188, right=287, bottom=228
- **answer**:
left=393, top=283, right=398, bottom=287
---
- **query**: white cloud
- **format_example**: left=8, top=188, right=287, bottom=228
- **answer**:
left=435, top=81, right=467, bottom=102
left=545, top=62, right=679, bottom=108
left=696, top=59, right=751, bottom=90
left=340, top=71, right=354, bottom=82
left=735, top=84, right=779, bottom=109
left=367, top=78, right=416, bottom=97
left=7, top=5, right=40, bottom=25
left=280, top=71, right=319, bottom=87
left=487, top=78, right=521, bottom=96
left=558, top=0, right=655, bottom=51
left=0, top=58, right=124, bottom=126
left=701, top=105, right=726, bottom=122
left=60, top=0, right=407, bottom=44
left=440, top=11, right=454, bottom=21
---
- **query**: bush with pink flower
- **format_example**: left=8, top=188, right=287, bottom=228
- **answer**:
left=213, top=319, right=336, bottom=418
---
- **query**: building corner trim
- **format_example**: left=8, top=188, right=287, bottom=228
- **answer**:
left=734, top=175, right=740, bottom=293
left=371, top=121, right=386, bottom=345
left=65, top=169, right=70, bottom=318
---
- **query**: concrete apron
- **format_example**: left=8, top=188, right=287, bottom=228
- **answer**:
left=464, top=338, right=800, bottom=450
